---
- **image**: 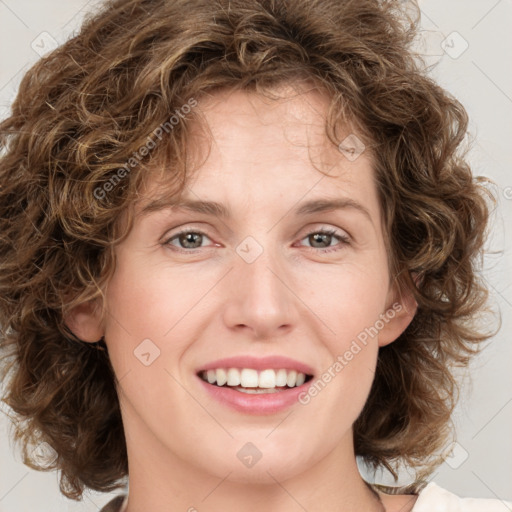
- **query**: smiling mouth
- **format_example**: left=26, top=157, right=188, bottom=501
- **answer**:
left=197, top=367, right=314, bottom=393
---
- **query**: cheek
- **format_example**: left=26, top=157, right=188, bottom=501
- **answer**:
left=102, top=260, right=198, bottom=431
left=103, top=254, right=224, bottom=376
left=299, top=261, right=389, bottom=340
left=105, top=253, right=198, bottom=333
left=299, top=263, right=387, bottom=398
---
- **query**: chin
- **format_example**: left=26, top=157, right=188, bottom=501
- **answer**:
left=220, top=459, right=306, bottom=485
left=186, top=441, right=308, bottom=484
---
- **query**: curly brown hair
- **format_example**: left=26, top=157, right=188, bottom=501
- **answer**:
left=0, top=0, right=496, bottom=501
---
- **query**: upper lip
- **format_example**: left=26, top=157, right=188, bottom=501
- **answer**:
left=196, top=355, right=315, bottom=375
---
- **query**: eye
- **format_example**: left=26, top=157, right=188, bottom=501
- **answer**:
left=163, top=227, right=351, bottom=254
left=164, top=229, right=213, bottom=251
left=298, top=228, right=351, bottom=253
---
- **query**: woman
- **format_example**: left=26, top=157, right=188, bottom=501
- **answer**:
left=0, top=0, right=510, bottom=511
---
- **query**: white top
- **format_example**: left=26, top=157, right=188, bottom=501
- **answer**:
left=107, top=482, right=512, bottom=511
left=411, top=482, right=512, bottom=511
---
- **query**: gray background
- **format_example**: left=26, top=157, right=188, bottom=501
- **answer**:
left=0, top=0, right=511, bottom=510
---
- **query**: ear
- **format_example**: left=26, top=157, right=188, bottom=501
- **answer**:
left=378, top=281, right=418, bottom=348
left=63, top=299, right=105, bottom=343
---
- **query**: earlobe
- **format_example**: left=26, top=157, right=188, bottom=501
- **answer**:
left=63, top=299, right=105, bottom=343
left=378, top=284, right=418, bottom=348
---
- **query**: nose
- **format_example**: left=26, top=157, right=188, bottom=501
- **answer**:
left=221, top=241, right=298, bottom=340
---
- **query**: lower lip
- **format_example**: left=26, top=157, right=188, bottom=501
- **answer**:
left=196, top=375, right=313, bottom=415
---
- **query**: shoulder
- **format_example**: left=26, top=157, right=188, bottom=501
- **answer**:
left=98, top=485, right=512, bottom=512
left=99, top=495, right=127, bottom=512
left=411, top=482, right=512, bottom=512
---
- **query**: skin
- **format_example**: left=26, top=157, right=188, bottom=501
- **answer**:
left=67, top=84, right=419, bottom=512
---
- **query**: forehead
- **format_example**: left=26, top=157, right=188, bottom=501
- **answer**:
left=136, top=86, right=378, bottom=221
left=190, top=85, right=353, bottom=167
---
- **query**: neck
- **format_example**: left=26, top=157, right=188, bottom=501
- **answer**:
left=122, top=418, right=385, bottom=512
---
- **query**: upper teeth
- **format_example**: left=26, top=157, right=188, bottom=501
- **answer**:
left=200, top=368, right=307, bottom=388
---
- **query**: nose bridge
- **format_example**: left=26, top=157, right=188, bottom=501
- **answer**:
left=222, top=233, right=296, bottom=336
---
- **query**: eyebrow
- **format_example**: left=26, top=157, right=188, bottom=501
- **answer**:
left=140, top=197, right=372, bottom=222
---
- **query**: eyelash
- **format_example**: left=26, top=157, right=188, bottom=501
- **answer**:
left=163, top=227, right=351, bottom=254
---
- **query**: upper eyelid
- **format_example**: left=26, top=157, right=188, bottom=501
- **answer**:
left=163, top=223, right=350, bottom=238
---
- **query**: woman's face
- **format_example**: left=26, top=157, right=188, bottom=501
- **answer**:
left=93, top=86, right=413, bottom=484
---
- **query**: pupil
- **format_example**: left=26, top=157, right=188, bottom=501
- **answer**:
left=181, top=233, right=201, bottom=248
left=311, top=233, right=330, bottom=248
